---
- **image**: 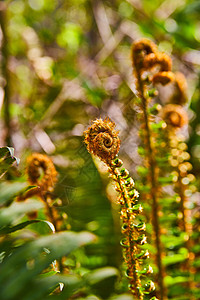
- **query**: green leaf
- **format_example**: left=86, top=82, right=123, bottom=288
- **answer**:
left=136, top=166, right=148, bottom=176
left=0, top=220, right=39, bottom=235
left=158, top=175, right=174, bottom=185
left=137, top=146, right=146, bottom=156
left=163, top=253, right=188, bottom=266
left=23, top=274, right=83, bottom=300
left=193, top=257, right=200, bottom=268
left=0, top=219, right=55, bottom=235
left=85, top=267, right=119, bottom=285
left=164, top=275, right=189, bottom=287
left=0, top=231, right=96, bottom=299
left=0, top=200, right=44, bottom=228
left=0, top=146, right=15, bottom=159
left=57, top=23, right=82, bottom=52
left=0, top=147, right=20, bottom=177
left=84, top=267, right=119, bottom=298
left=161, top=233, right=186, bottom=249
left=150, top=121, right=166, bottom=130
left=0, top=182, right=28, bottom=206
left=82, top=81, right=105, bottom=107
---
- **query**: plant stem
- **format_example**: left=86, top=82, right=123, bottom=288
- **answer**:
left=169, top=134, right=195, bottom=298
left=0, top=4, right=11, bottom=146
left=110, top=164, right=143, bottom=300
left=135, top=68, right=166, bottom=300
left=178, top=180, right=194, bottom=292
left=43, top=194, right=64, bottom=273
left=43, top=195, right=58, bottom=231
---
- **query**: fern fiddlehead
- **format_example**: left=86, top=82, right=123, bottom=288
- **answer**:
left=84, top=118, right=157, bottom=300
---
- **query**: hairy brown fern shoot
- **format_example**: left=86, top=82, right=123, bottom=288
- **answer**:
left=25, top=153, right=59, bottom=231
left=27, top=153, right=57, bottom=193
left=171, top=72, right=188, bottom=104
left=143, top=52, right=172, bottom=72
left=84, top=118, right=156, bottom=300
left=152, top=71, right=175, bottom=86
left=161, top=104, right=188, bottom=129
left=131, top=38, right=158, bottom=70
left=84, top=118, right=120, bottom=164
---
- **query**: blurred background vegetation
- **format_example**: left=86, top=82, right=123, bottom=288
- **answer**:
left=0, top=0, right=200, bottom=299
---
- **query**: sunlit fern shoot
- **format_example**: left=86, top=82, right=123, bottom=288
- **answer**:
left=131, top=38, right=196, bottom=299
left=84, top=118, right=158, bottom=300
left=18, top=153, right=60, bottom=230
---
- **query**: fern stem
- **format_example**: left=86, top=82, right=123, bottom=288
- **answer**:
left=168, top=133, right=195, bottom=297
left=135, top=67, right=166, bottom=300
left=84, top=118, right=156, bottom=299
left=0, top=5, right=11, bottom=145
left=43, top=195, right=58, bottom=232
left=110, top=164, right=143, bottom=300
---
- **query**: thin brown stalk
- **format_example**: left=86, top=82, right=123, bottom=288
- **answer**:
left=168, top=133, right=195, bottom=298
left=110, top=164, right=143, bottom=300
left=0, top=4, right=11, bottom=145
left=135, top=67, right=166, bottom=300
left=43, top=195, right=58, bottom=232
left=43, top=195, right=64, bottom=273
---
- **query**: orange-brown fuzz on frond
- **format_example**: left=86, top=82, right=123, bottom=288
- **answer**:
left=172, top=72, right=188, bottom=104
left=152, top=71, right=175, bottom=86
left=131, top=38, right=158, bottom=69
left=84, top=118, right=155, bottom=299
left=27, top=153, right=57, bottom=193
left=161, top=104, right=188, bottom=129
left=143, top=52, right=172, bottom=72
left=84, top=118, right=120, bottom=163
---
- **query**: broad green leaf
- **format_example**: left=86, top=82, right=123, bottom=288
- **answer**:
left=23, top=274, right=83, bottom=300
left=85, top=267, right=119, bottom=285
left=0, top=200, right=44, bottom=228
left=84, top=267, right=119, bottom=299
left=164, top=275, right=189, bottom=287
left=161, top=233, right=186, bottom=249
left=163, top=253, right=188, bottom=266
left=0, top=231, right=96, bottom=299
left=0, top=219, right=55, bottom=235
left=0, top=182, right=27, bottom=206
left=0, top=220, right=39, bottom=235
